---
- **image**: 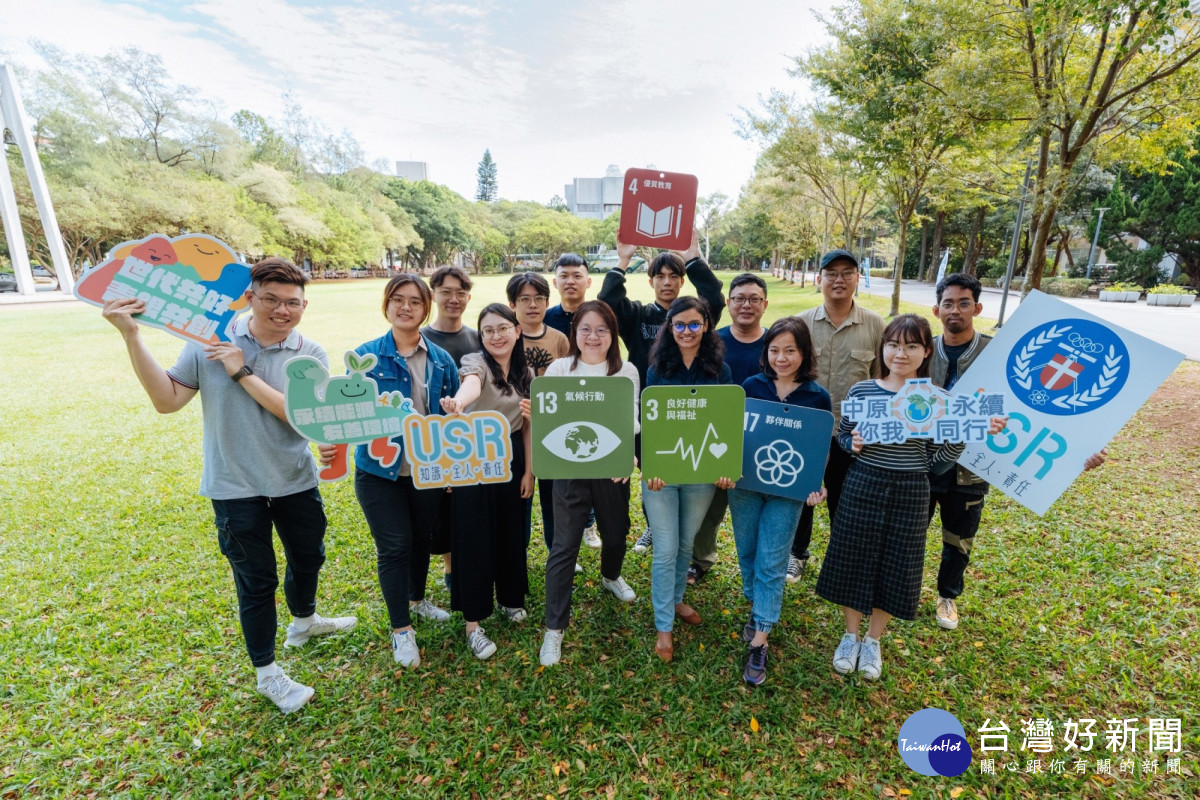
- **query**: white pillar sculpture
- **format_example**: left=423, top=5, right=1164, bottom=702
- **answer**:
left=0, top=64, right=73, bottom=295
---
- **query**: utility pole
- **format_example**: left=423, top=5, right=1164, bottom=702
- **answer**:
left=1085, top=207, right=1110, bottom=279
left=997, top=159, right=1033, bottom=329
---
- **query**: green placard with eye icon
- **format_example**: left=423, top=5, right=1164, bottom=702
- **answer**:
left=640, top=385, right=746, bottom=484
left=531, top=376, right=636, bottom=479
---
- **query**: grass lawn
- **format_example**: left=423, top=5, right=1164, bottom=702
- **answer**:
left=1, top=273, right=1197, bottom=798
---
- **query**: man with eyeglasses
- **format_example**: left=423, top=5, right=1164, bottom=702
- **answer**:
left=421, top=265, right=482, bottom=596
left=100, top=257, right=356, bottom=715
left=789, top=249, right=885, bottom=582
left=507, top=271, right=572, bottom=554
left=927, top=272, right=1106, bottom=630
left=422, top=265, right=482, bottom=365
left=687, top=273, right=771, bottom=585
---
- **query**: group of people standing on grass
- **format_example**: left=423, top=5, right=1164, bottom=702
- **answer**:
left=101, top=239, right=1103, bottom=714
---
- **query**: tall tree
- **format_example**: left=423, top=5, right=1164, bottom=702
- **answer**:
left=476, top=149, right=498, bottom=202
left=983, top=0, right=1200, bottom=292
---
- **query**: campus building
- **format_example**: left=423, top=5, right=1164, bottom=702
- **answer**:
left=564, top=164, right=624, bottom=220
left=395, top=161, right=429, bottom=181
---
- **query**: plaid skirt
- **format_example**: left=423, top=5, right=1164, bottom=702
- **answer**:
left=815, top=461, right=930, bottom=620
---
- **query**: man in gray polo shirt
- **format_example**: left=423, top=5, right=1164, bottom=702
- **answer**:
left=102, top=257, right=355, bottom=715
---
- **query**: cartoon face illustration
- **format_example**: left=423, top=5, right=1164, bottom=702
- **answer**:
left=129, top=236, right=178, bottom=264
left=327, top=372, right=373, bottom=401
left=173, top=234, right=237, bottom=281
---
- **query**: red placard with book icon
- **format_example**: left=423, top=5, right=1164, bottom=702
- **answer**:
left=617, top=168, right=698, bottom=250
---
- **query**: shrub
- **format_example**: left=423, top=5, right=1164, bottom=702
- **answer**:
left=1041, top=278, right=1091, bottom=297
left=1148, top=284, right=1193, bottom=295
left=869, top=268, right=892, bottom=278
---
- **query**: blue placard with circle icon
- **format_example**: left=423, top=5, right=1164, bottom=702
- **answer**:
left=736, top=399, right=834, bottom=501
left=956, top=290, right=1183, bottom=515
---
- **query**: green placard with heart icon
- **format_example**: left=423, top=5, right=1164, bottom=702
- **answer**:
left=640, top=385, right=745, bottom=484
left=531, top=375, right=636, bottom=479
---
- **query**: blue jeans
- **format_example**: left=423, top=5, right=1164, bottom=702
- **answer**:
left=728, top=488, right=804, bottom=634
left=211, top=487, right=327, bottom=667
left=642, top=482, right=715, bottom=632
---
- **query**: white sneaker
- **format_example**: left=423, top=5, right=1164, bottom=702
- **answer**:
left=539, top=629, right=564, bottom=666
left=410, top=598, right=451, bottom=622
left=256, top=670, right=314, bottom=714
left=858, top=636, right=883, bottom=680
left=601, top=575, right=636, bottom=603
left=832, top=632, right=860, bottom=675
left=574, top=562, right=583, bottom=574
left=500, top=605, right=527, bottom=623
left=936, top=597, right=959, bottom=630
left=284, top=613, right=358, bottom=647
left=392, top=630, right=420, bottom=668
left=467, top=626, right=498, bottom=660
left=632, top=529, right=653, bottom=553
left=582, top=525, right=602, bottom=549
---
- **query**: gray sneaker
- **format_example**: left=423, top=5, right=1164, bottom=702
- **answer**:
left=500, top=605, right=527, bottom=623
left=284, top=613, right=357, bottom=647
left=632, top=528, right=653, bottom=553
left=858, top=637, right=883, bottom=680
left=467, top=626, right=498, bottom=660
left=392, top=631, right=420, bottom=668
left=832, top=633, right=861, bottom=675
left=410, top=598, right=451, bottom=622
left=256, top=670, right=314, bottom=714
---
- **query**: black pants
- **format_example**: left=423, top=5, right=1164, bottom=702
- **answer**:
left=211, top=487, right=327, bottom=667
left=450, top=432, right=529, bottom=623
left=354, top=470, right=442, bottom=629
left=791, top=437, right=854, bottom=560
left=928, top=489, right=987, bottom=599
left=544, top=479, right=631, bottom=630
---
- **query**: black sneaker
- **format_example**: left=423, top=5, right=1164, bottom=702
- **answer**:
left=744, top=643, right=769, bottom=685
left=785, top=556, right=806, bottom=584
left=686, top=564, right=705, bottom=585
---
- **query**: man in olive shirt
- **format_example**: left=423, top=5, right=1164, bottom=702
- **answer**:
left=790, top=249, right=885, bottom=580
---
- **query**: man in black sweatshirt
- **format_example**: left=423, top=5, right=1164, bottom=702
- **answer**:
left=599, top=234, right=725, bottom=386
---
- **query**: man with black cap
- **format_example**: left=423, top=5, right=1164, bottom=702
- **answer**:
left=789, top=249, right=885, bottom=580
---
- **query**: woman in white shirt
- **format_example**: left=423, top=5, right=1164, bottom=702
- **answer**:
left=537, top=300, right=640, bottom=667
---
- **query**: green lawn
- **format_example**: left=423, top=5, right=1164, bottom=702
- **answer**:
left=1, top=274, right=1196, bottom=798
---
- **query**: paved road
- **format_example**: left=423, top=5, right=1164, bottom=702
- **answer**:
left=855, top=277, right=1199, bottom=361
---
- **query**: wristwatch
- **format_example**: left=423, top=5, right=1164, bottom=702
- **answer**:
left=231, top=365, right=254, bottom=383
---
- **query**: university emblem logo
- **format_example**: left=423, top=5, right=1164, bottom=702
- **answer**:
left=1006, top=319, right=1130, bottom=416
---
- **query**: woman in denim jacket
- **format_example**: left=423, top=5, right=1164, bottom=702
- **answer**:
left=347, top=274, right=460, bottom=669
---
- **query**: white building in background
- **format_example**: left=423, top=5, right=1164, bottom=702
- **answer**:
left=395, top=161, right=429, bottom=181
left=564, top=164, right=624, bottom=220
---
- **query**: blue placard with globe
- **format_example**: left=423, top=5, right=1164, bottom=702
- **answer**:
left=737, top=399, right=834, bottom=502
left=530, top=376, right=636, bottom=479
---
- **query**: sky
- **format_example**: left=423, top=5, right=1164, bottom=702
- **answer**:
left=0, top=0, right=831, bottom=203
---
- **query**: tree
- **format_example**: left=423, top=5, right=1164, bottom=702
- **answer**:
left=982, top=0, right=1200, bottom=292
left=476, top=149, right=498, bottom=202
left=802, top=0, right=979, bottom=315
left=696, top=192, right=730, bottom=262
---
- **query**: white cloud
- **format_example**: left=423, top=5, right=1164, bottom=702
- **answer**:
left=0, top=0, right=831, bottom=202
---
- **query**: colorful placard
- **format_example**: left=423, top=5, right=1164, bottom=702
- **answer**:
left=956, top=290, right=1184, bottom=515
left=617, top=168, right=699, bottom=251
left=840, top=378, right=1004, bottom=444
left=530, top=375, right=636, bottom=479
left=736, top=399, right=834, bottom=501
left=640, top=385, right=745, bottom=484
left=403, top=411, right=512, bottom=490
left=75, top=233, right=252, bottom=344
